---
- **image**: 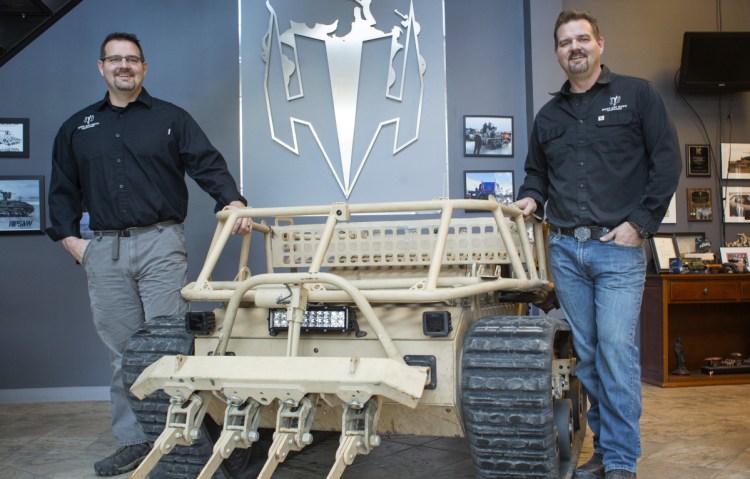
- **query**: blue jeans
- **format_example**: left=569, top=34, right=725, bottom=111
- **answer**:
left=548, top=232, right=645, bottom=473
left=82, top=222, right=188, bottom=446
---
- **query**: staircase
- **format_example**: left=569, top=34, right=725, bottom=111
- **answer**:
left=0, top=0, right=82, bottom=68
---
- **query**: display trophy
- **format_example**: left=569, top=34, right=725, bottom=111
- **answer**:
left=671, top=337, right=690, bottom=376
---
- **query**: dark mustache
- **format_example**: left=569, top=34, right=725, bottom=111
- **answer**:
left=568, top=49, right=586, bottom=60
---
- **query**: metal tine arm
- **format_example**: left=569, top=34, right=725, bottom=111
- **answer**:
left=257, top=395, right=316, bottom=479
left=327, top=396, right=383, bottom=479
left=196, top=399, right=262, bottom=479
left=129, top=391, right=211, bottom=479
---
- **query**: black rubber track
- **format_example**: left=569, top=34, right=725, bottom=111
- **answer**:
left=121, top=314, right=267, bottom=479
left=461, top=315, right=567, bottom=479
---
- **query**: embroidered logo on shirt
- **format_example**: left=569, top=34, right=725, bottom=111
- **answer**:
left=77, top=115, right=100, bottom=131
left=601, top=95, right=627, bottom=112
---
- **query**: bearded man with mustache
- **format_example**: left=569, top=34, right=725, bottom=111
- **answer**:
left=515, top=10, right=681, bottom=479
left=46, top=32, right=252, bottom=476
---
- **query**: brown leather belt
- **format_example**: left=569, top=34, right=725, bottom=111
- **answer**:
left=549, top=224, right=611, bottom=242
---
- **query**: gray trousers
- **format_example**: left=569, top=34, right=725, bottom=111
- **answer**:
left=82, top=222, right=188, bottom=446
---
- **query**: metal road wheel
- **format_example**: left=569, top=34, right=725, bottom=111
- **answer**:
left=568, top=377, right=585, bottom=431
left=554, top=398, right=573, bottom=461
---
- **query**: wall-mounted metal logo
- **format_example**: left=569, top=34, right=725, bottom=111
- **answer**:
left=262, top=0, right=426, bottom=198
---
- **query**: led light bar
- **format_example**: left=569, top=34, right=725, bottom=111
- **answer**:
left=268, top=306, right=353, bottom=334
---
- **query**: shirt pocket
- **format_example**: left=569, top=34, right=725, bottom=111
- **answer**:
left=593, top=110, right=640, bottom=152
left=538, top=125, right=568, bottom=160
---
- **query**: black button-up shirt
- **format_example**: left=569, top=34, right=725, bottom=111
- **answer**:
left=518, top=66, right=681, bottom=234
left=47, top=89, right=245, bottom=240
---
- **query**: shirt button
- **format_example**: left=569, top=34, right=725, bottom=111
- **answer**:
left=116, top=159, right=121, bottom=163
left=579, top=184, right=585, bottom=189
left=579, top=162, right=584, bottom=166
left=580, top=206, right=587, bottom=211
left=579, top=120, right=584, bottom=124
left=115, top=133, right=120, bottom=138
left=119, top=185, right=124, bottom=189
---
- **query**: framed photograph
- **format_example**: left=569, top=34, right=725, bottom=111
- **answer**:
left=661, top=193, right=677, bottom=224
left=0, top=118, right=30, bottom=158
left=673, top=232, right=708, bottom=256
left=719, top=247, right=750, bottom=266
left=720, top=143, right=750, bottom=179
left=649, top=233, right=678, bottom=273
left=463, top=115, right=513, bottom=157
left=686, top=188, right=712, bottom=221
left=723, top=186, right=750, bottom=223
left=685, top=144, right=711, bottom=177
left=0, top=176, right=45, bottom=234
left=463, top=170, right=515, bottom=209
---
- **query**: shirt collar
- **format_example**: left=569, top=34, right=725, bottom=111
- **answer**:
left=95, top=88, right=154, bottom=111
left=554, top=64, right=612, bottom=97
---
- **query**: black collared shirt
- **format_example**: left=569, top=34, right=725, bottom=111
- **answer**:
left=47, top=88, right=245, bottom=240
left=518, top=65, right=681, bottom=234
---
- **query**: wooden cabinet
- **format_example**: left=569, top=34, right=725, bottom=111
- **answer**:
left=640, top=274, right=750, bottom=387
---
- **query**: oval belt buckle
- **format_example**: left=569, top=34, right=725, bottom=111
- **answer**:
left=574, top=226, right=591, bottom=242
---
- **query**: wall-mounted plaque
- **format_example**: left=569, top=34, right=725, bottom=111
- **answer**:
left=687, top=188, right=712, bottom=222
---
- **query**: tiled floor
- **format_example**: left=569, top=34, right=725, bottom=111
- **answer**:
left=0, top=383, right=749, bottom=478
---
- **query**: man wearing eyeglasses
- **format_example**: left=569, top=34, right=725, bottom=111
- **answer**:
left=46, top=32, right=251, bottom=476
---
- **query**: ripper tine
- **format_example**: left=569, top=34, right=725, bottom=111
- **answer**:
left=129, top=392, right=211, bottom=479
left=196, top=399, right=262, bottom=479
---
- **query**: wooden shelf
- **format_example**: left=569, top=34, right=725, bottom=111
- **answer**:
left=640, top=274, right=750, bottom=387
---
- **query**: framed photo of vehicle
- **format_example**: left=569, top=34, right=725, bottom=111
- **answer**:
left=0, top=118, right=30, bottom=158
left=0, top=175, right=45, bottom=234
left=720, top=143, right=750, bottom=179
left=463, top=115, right=513, bottom=157
left=649, top=233, right=677, bottom=273
left=463, top=170, right=514, bottom=211
left=724, top=186, right=750, bottom=223
left=719, top=247, right=750, bottom=266
left=685, top=144, right=711, bottom=177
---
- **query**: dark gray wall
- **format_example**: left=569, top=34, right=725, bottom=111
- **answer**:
left=1, top=0, right=749, bottom=401
left=446, top=0, right=529, bottom=203
left=0, top=0, right=241, bottom=400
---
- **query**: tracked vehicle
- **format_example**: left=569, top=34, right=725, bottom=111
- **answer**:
left=123, top=198, right=586, bottom=479
left=0, top=190, right=34, bottom=217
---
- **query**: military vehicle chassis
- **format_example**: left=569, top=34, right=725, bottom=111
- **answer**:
left=123, top=198, right=586, bottom=479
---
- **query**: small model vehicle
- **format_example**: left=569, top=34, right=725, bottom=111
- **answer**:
left=123, top=198, right=586, bottom=479
left=722, top=260, right=746, bottom=273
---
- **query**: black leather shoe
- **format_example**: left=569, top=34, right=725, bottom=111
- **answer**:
left=605, top=470, right=636, bottom=479
left=94, top=442, right=151, bottom=476
left=575, top=452, right=604, bottom=479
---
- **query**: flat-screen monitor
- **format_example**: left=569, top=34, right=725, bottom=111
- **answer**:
left=678, top=32, right=750, bottom=93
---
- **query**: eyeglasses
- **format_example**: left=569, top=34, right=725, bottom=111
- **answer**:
left=101, top=55, right=143, bottom=65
